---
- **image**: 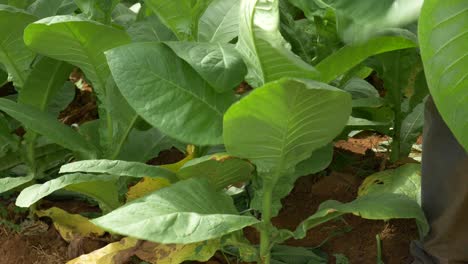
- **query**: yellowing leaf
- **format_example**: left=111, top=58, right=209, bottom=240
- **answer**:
left=135, top=239, right=220, bottom=264
left=67, top=237, right=220, bottom=264
left=161, top=145, right=195, bottom=172
left=36, top=207, right=105, bottom=242
left=67, top=237, right=138, bottom=264
left=126, top=177, right=171, bottom=202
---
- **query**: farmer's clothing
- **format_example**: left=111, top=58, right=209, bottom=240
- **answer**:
left=411, top=97, right=468, bottom=264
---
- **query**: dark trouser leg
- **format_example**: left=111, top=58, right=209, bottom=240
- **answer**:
left=411, top=97, right=468, bottom=264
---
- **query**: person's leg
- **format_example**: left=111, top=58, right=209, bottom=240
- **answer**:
left=411, top=97, right=468, bottom=264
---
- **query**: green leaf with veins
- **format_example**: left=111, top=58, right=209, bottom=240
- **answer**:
left=126, top=15, right=176, bottom=42
left=60, top=159, right=178, bottom=182
left=0, top=98, right=99, bottom=158
left=419, top=0, right=468, bottom=151
left=236, top=0, right=319, bottom=87
left=197, top=0, right=240, bottom=43
left=290, top=193, right=429, bottom=240
left=0, top=175, right=33, bottom=194
left=317, top=35, right=417, bottom=83
left=224, top=78, right=351, bottom=175
left=165, top=42, right=247, bottom=93
left=16, top=173, right=120, bottom=211
left=0, top=5, right=36, bottom=88
left=145, top=0, right=213, bottom=40
left=106, top=42, right=236, bottom=145
left=23, top=15, right=131, bottom=98
left=178, top=154, right=254, bottom=189
left=18, top=57, right=74, bottom=110
left=358, top=163, right=421, bottom=204
left=92, top=178, right=259, bottom=244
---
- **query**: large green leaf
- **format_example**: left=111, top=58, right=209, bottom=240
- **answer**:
left=0, top=5, right=36, bottom=88
left=287, top=193, right=429, bottom=241
left=237, top=0, right=318, bottom=87
left=224, top=78, right=351, bottom=174
left=358, top=163, right=421, bottom=204
left=16, top=173, right=120, bottom=211
left=316, top=35, right=417, bottom=83
left=92, top=178, right=259, bottom=244
left=165, top=42, right=246, bottom=93
left=23, top=15, right=131, bottom=96
left=18, top=57, right=73, bottom=110
left=27, top=0, right=68, bottom=18
left=0, top=175, right=33, bottom=194
left=126, top=15, right=176, bottom=42
left=198, top=0, right=240, bottom=43
left=0, top=98, right=98, bottom=157
left=178, top=153, right=254, bottom=189
left=106, top=42, right=235, bottom=145
left=145, top=0, right=213, bottom=40
left=60, top=159, right=178, bottom=182
left=419, top=0, right=468, bottom=151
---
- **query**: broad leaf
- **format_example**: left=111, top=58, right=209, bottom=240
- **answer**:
left=224, top=78, right=351, bottom=174
left=23, top=15, right=131, bottom=96
left=106, top=42, right=236, bottom=145
left=317, top=35, right=417, bottom=83
left=145, top=0, right=213, bottom=40
left=16, top=173, right=120, bottom=211
left=18, top=57, right=74, bottom=110
left=0, top=5, right=36, bottom=88
left=92, top=178, right=259, bottom=244
left=419, top=0, right=468, bottom=151
left=358, top=163, right=421, bottom=204
left=237, top=0, right=318, bottom=87
left=60, top=159, right=178, bottom=182
left=126, top=15, right=176, bottom=42
left=0, top=174, right=33, bottom=194
left=178, top=153, right=254, bottom=189
left=166, top=42, right=247, bottom=93
left=0, top=99, right=98, bottom=157
left=284, top=193, right=428, bottom=242
left=27, top=0, right=68, bottom=18
left=198, top=0, right=240, bottom=43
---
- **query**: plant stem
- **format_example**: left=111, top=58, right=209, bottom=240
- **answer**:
left=260, top=187, right=273, bottom=264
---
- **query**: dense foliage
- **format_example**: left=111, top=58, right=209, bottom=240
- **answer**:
left=0, top=0, right=466, bottom=263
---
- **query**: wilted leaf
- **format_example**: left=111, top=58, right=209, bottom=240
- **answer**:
left=36, top=207, right=105, bottom=242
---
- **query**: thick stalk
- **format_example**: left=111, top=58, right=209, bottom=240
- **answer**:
left=259, top=187, right=273, bottom=264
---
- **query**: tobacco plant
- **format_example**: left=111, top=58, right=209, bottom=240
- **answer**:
left=1, top=0, right=460, bottom=263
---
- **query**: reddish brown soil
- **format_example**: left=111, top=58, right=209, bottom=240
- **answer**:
left=0, top=226, right=68, bottom=264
